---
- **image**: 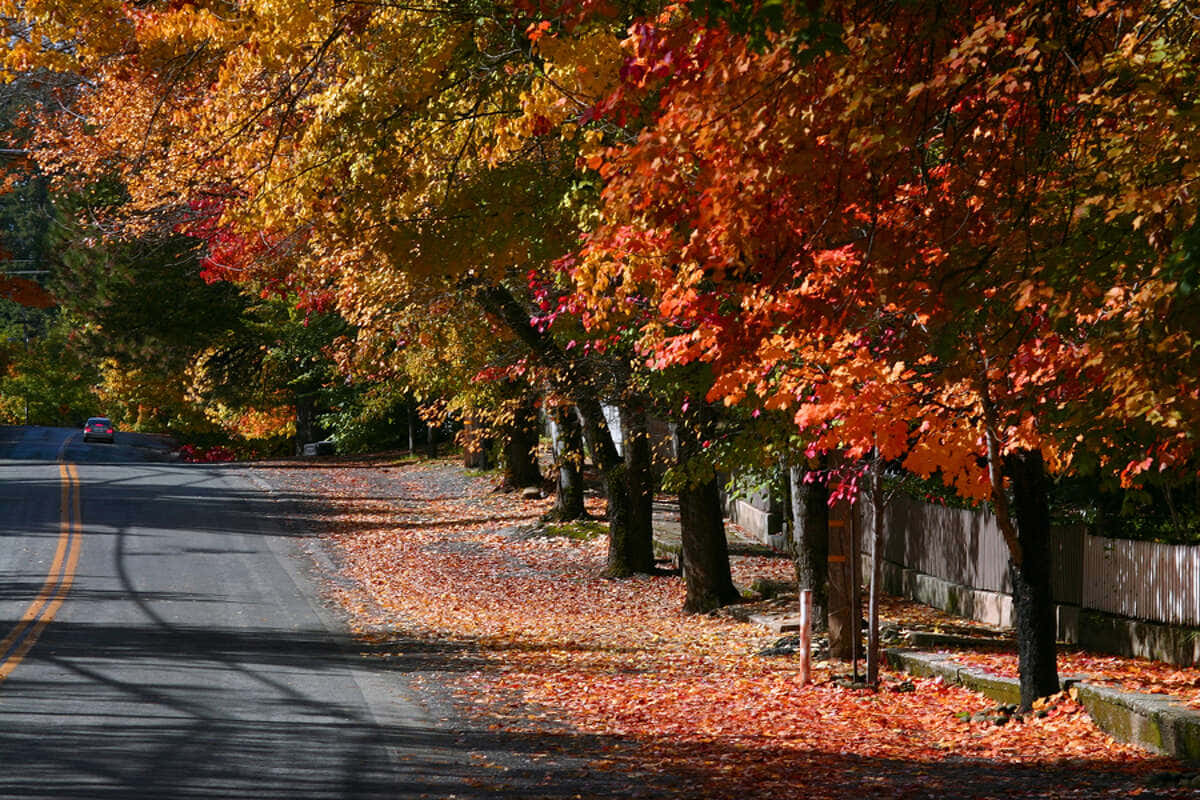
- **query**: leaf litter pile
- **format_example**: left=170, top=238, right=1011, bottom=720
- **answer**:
left=255, top=456, right=1199, bottom=798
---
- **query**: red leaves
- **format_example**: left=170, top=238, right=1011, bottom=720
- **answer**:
left=255, top=458, right=1188, bottom=798
left=0, top=275, right=54, bottom=309
left=179, top=443, right=238, bottom=462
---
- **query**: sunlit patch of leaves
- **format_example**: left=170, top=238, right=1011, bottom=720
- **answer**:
left=256, top=458, right=1194, bottom=798
left=532, top=519, right=608, bottom=541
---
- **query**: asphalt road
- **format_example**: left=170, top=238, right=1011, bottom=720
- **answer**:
left=0, top=425, right=457, bottom=799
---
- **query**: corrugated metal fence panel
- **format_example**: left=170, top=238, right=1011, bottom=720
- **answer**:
left=1050, top=527, right=1084, bottom=606
left=1084, top=535, right=1118, bottom=617
left=868, top=491, right=1200, bottom=627
left=1083, top=536, right=1200, bottom=626
left=868, top=494, right=1010, bottom=594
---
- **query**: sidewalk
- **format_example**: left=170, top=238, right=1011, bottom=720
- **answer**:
left=250, top=454, right=1200, bottom=796
left=884, top=649, right=1200, bottom=764
left=650, top=497, right=780, bottom=567
left=701, top=513, right=1200, bottom=764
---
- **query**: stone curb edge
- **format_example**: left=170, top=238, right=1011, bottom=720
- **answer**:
left=885, top=649, right=1200, bottom=762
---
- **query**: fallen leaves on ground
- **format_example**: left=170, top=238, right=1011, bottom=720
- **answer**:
left=947, top=649, right=1200, bottom=708
left=872, top=596, right=1200, bottom=708
left=255, top=455, right=1198, bottom=798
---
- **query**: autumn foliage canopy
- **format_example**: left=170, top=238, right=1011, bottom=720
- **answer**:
left=2, top=0, right=1197, bottom=500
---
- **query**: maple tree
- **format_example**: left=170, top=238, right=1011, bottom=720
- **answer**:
left=4, top=0, right=663, bottom=572
left=0, top=311, right=97, bottom=425
left=572, top=0, right=1200, bottom=707
left=9, top=0, right=1199, bottom=710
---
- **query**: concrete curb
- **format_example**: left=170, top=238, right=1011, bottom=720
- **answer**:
left=886, top=649, right=1200, bottom=762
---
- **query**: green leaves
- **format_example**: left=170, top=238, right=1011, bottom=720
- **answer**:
left=688, top=0, right=843, bottom=55
left=1167, top=220, right=1200, bottom=300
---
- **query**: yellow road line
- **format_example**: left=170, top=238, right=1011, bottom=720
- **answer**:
left=0, top=461, right=83, bottom=681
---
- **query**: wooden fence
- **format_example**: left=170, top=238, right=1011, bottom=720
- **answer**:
left=859, top=493, right=1200, bottom=627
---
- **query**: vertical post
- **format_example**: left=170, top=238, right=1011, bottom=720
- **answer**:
left=827, top=512, right=854, bottom=661
left=850, top=504, right=861, bottom=681
left=22, top=315, right=29, bottom=426
left=867, top=456, right=884, bottom=687
left=798, top=589, right=812, bottom=685
left=407, top=404, right=416, bottom=454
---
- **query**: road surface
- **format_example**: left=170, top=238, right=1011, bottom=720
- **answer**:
left=0, top=425, right=456, bottom=799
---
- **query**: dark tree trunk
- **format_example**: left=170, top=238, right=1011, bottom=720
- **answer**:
left=1003, top=449, right=1060, bottom=710
left=548, top=405, right=586, bottom=520
left=622, top=402, right=656, bottom=571
left=294, top=394, right=316, bottom=456
left=576, top=396, right=651, bottom=576
left=426, top=419, right=438, bottom=458
left=676, top=424, right=739, bottom=613
left=788, top=461, right=829, bottom=631
left=826, top=497, right=860, bottom=664
left=472, top=281, right=651, bottom=576
left=502, top=395, right=541, bottom=489
left=678, top=476, right=740, bottom=613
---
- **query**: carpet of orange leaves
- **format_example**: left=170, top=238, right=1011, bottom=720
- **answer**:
left=254, top=455, right=1199, bottom=798
left=945, top=649, right=1200, bottom=709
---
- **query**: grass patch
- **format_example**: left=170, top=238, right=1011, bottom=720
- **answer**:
left=538, top=519, right=608, bottom=541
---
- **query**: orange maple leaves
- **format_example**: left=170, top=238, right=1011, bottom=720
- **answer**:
left=575, top=0, right=1200, bottom=501
left=3, top=0, right=1197, bottom=501
left=256, top=457, right=1178, bottom=799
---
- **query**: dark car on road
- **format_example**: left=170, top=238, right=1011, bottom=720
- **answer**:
left=83, top=417, right=115, bottom=443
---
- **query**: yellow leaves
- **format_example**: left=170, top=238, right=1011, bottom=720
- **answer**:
left=581, top=128, right=607, bottom=171
left=249, top=0, right=318, bottom=32
left=133, top=5, right=237, bottom=67
left=488, top=27, right=623, bottom=163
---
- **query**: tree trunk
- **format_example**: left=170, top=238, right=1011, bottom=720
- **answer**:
left=576, top=396, right=651, bottom=576
left=678, top=475, right=741, bottom=613
left=826, top=496, right=860, bottom=664
left=472, top=281, right=650, bottom=576
left=294, top=393, right=316, bottom=456
left=788, top=461, right=829, bottom=631
left=1003, top=449, right=1060, bottom=710
left=676, top=424, right=739, bottom=613
left=622, top=402, right=656, bottom=572
left=548, top=405, right=586, bottom=521
left=463, top=411, right=491, bottom=469
left=502, top=394, right=541, bottom=489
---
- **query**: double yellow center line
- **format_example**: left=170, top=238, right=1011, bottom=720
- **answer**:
left=0, top=461, right=83, bottom=681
